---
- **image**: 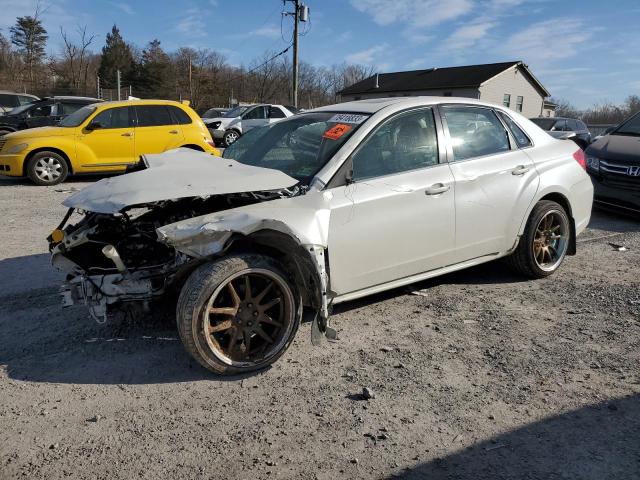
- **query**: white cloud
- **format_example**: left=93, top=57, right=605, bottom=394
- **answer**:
left=446, top=20, right=496, bottom=49
left=350, top=0, right=473, bottom=28
left=503, top=18, right=591, bottom=63
left=345, top=43, right=388, bottom=65
left=175, top=8, right=206, bottom=38
left=109, top=2, right=134, bottom=15
left=250, top=26, right=280, bottom=38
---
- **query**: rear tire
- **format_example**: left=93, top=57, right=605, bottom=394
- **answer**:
left=506, top=200, right=570, bottom=278
left=26, top=151, right=69, bottom=186
left=176, top=254, right=300, bottom=375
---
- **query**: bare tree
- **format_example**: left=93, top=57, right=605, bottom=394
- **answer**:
left=57, top=26, right=96, bottom=94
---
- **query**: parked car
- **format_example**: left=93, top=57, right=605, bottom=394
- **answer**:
left=0, top=91, right=39, bottom=116
left=201, top=107, right=230, bottom=123
left=585, top=111, right=640, bottom=215
left=48, top=97, right=593, bottom=375
left=0, top=96, right=99, bottom=136
left=208, top=104, right=297, bottom=147
left=0, top=99, right=219, bottom=185
left=529, top=117, right=592, bottom=149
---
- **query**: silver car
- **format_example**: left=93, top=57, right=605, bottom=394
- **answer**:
left=50, top=97, right=593, bottom=375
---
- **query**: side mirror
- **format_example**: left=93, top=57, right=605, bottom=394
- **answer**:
left=345, top=168, right=354, bottom=185
left=85, top=121, right=104, bottom=131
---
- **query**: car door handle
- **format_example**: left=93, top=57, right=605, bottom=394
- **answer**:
left=121, top=132, right=133, bottom=137
left=425, top=183, right=450, bottom=195
left=169, top=130, right=179, bottom=134
left=512, top=165, right=530, bottom=176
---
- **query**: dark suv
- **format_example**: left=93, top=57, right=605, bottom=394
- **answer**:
left=0, top=96, right=100, bottom=136
left=530, top=117, right=592, bottom=149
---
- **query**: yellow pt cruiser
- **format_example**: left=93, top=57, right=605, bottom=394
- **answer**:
left=0, top=99, right=220, bottom=185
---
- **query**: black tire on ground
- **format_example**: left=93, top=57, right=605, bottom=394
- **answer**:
left=176, top=254, right=301, bottom=375
left=506, top=200, right=571, bottom=279
left=222, top=129, right=240, bottom=147
left=25, top=151, right=69, bottom=186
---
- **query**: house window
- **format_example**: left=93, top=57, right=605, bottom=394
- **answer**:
left=503, top=94, right=511, bottom=108
left=443, top=91, right=452, bottom=97
left=516, top=96, right=524, bottom=112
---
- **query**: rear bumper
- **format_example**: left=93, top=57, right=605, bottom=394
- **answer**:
left=0, top=153, right=26, bottom=177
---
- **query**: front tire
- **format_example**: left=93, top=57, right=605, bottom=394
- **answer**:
left=222, top=129, right=240, bottom=147
left=507, top=200, right=570, bottom=278
left=26, top=151, right=69, bottom=186
left=176, top=254, right=300, bottom=375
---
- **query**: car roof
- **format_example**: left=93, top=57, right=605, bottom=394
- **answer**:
left=0, top=91, right=39, bottom=97
left=41, top=96, right=101, bottom=102
left=92, top=99, right=190, bottom=108
left=312, top=96, right=492, bottom=114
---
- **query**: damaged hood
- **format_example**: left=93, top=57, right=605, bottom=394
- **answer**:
left=62, top=148, right=298, bottom=213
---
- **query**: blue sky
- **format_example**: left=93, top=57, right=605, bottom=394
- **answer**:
left=1, top=0, right=639, bottom=108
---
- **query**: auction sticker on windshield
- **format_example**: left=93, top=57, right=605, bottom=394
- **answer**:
left=323, top=123, right=352, bottom=140
left=328, top=113, right=368, bottom=124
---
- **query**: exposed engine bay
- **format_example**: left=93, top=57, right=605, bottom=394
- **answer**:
left=50, top=189, right=297, bottom=323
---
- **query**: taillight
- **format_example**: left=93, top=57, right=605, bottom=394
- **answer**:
left=572, top=149, right=586, bottom=170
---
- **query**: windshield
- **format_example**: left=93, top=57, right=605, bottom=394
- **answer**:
left=530, top=118, right=557, bottom=130
left=6, top=103, right=34, bottom=116
left=223, top=106, right=248, bottom=118
left=222, top=111, right=370, bottom=182
left=59, top=105, right=97, bottom=127
left=613, top=112, right=640, bottom=136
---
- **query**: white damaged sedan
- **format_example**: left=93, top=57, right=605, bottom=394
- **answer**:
left=49, top=97, right=593, bottom=375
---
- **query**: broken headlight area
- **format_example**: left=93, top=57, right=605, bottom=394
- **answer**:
left=51, top=190, right=296, bottom=322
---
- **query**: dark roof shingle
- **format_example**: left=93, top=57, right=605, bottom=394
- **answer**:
left=338, top=61, right=547, bottom=96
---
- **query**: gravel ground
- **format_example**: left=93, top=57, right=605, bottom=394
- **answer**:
left=1, top=176, right=639, bottom=480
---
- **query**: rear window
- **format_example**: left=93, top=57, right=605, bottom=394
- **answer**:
left=168, top=106, right=192, bottom=125
left=497, top=111, right=532, bottom=148
left=135, top=105, right=173, bottom=127
left=0, top=94, right=19, bottom=108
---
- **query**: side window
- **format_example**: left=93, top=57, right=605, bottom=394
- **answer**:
left=269, top=106, right=286, bottom=119
left=168, top=106, right=192, bottom=125
left=18, top=95, right=34, bottom=106
left=91, top=107, right=131, bottom=129
left=567, top=119, right=579, bottom=131
left=351, top=108, right=439, bottom=181
left=552, top=119, right=567, bottom=131
left=442, top=106, right=510, bottom=161
left=243, top=106, right=267, bottom=120
left=135, top=105, right=173, bottom=127
left=578, top=120, right=588, bottom=130
left=496, top=110, right=532, bottom=148
left=30, top=104, right=52, bottom=117
left=60, top=103, right=86, bottom=116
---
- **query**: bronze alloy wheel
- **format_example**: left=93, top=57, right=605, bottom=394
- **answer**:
left=202, top=268, right=295, bottom=367
left=532, top=209, right=569, bottom=272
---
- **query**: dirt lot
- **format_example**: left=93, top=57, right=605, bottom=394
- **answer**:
left=1, top=176, right=639, bottom=480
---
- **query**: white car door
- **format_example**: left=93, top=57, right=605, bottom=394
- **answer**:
left=439, top=105, right=539, bottom=261
left=267, top=106, right=288, bottom=125
left=326, top=108, right=456, bottom=296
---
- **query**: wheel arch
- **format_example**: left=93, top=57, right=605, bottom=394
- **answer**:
left=523, top=191, right=577, bottom=256
left=23, top=147, right=73, bottom=176
left=180, top=144, right=204, bottom=151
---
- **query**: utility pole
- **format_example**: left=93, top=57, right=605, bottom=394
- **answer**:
left=284, top=1, right=309, bottom=108
left=116, top=70, right=121, bottom=101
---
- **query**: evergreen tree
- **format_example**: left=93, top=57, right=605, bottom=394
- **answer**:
left=97, top=25, right=134, bottom=89
left=10, top=14, right=48, bottom=85
left=139, top=39, right=171, bottom=97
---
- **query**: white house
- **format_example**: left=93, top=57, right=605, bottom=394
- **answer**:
left=338, top=61, right=551, bottom=118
